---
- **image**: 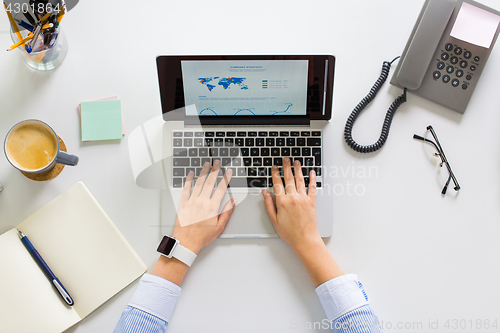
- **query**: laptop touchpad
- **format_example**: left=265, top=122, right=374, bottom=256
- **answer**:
left=219, top=190, right=277, bottom=237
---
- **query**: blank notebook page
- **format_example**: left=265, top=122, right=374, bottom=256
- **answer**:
left=16, top=181, right=147, bottom=319
left=0, top=229, right=81, bottom=333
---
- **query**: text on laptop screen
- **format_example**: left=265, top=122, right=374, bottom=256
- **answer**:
left=180, top=60, right=309, bottom=116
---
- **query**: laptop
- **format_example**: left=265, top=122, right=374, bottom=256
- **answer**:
left=157, top=55, right=335, bottom=238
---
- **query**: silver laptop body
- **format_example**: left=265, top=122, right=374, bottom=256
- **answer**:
left=158, top=55, right=335, bottom=238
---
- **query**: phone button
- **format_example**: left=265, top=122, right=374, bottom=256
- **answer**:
left=451, top=79, right=460, bottom=87
left=437, top=62, right=445, bottom=70
left=445, top=43, right=453, bottom=51
left=474, top=56, right=480, bottom=62
left=442, top=75, right=451, bottom=83
left=470, top=65, right=476, bottom=71
left=446, top=66, right=454, bottom=74
left=464, top=51, right=472, bottom=59
left=466, top=75, right=472, bottom=81
left=456, top=70, right=464, bottom=78
left=450, top=56, right=459, bottom=65
left=462, top=84, right=468, bottom=90
left=441, top=52, right=450, bottom=61
left=459, top=61, right=468, bottom=68
left=433, top=71, right=441, bottom=79
left=454, top=47, right=463, bottom=55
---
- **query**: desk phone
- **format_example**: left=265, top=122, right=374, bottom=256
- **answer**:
left=345, top=0, right=500, bottom=153
left=391, top=0, right=500, bottom=113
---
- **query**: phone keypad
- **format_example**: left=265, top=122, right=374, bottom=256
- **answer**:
left=435, top=43, right=480, bottom=90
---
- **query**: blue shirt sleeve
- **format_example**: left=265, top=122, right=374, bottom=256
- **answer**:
left=316, top=274, right=382, bottom=332
left=113, top=306, right=168, bottom=333
left=114, top=273, right=181, bottom=333
left=115, top=273, right=382, bottom=333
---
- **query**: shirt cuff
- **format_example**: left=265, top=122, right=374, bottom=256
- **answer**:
left=315, top=274, right=369, bottom=322
left=127, top=273, right=181, bottom=323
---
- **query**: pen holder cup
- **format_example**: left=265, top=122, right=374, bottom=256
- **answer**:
left=10, top=23, right=68, bottom=71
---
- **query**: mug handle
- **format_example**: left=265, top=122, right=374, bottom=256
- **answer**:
left=55, top=151, right=79, bottom=166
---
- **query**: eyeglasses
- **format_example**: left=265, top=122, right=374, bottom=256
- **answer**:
left=413, top=125, right=460, bottom=195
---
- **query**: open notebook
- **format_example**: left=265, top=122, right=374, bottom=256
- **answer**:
left=0, top=182, right=147, bottom=333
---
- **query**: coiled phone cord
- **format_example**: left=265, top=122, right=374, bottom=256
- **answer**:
left=344, top=56, right=408, bottom=153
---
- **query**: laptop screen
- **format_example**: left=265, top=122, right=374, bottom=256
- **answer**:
left=180, top=60, right=309, bottom=117
left=156, top=55, right=335, bottom=124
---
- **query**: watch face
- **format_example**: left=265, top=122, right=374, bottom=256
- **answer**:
left=157, top=236, right=178, bottom=257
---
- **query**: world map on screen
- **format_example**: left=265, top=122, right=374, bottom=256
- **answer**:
left=198, top=77, right=249, bottom=92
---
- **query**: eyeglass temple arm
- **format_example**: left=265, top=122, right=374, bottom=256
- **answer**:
left=413, top=134, right=440, bottom=151
left=442, top=161, right=460, bottom=191
left=433, top=144, right=460, bottom=191
left=442, top=174, right=452, bottom=195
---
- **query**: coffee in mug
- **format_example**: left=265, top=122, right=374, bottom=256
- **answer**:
left=4, top=120, right=79, bottom=174
left=6, top=122, right=58, bottom=171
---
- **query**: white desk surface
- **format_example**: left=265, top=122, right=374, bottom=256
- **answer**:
left=1, top=0, right=500, bottom=332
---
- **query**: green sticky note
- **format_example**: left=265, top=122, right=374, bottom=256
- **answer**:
left=81, top=100, right=123, bottom=141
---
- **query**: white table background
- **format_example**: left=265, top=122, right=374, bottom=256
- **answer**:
left=1, top=0, right=500, bottom=332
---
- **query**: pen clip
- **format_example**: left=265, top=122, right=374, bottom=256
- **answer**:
left=53, top=279, right=74, bottom=306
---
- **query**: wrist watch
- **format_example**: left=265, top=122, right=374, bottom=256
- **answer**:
left=157, top=235, right=197, bottom=267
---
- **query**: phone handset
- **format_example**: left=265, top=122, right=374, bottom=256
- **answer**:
left=345, top=0, right=457, bottom=153
left=395, top=0, right=456, bottom=89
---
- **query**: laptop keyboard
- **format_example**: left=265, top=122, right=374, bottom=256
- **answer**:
left=171, top=130, right=322, bottom=188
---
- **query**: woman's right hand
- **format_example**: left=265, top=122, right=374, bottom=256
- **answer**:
left=261, top=157, right=344, bottom=287
left=261, top=157, right=322, bottom=253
